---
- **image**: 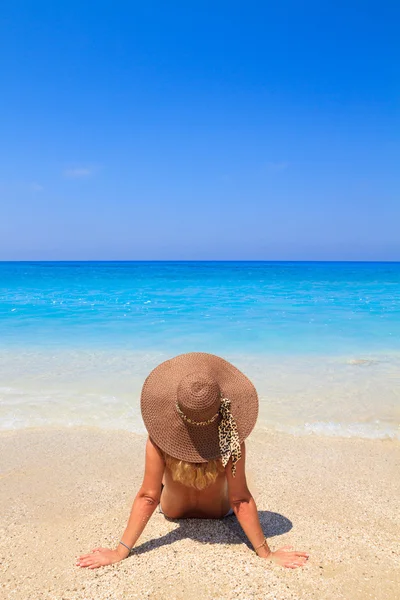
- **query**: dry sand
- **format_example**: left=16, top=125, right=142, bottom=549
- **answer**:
left=0, top=426, right=399, bottom=600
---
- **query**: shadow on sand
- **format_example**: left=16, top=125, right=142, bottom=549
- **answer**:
left=132, top=510, right=292, bottom=555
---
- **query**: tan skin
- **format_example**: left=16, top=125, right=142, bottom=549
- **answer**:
left=77, top=438, right=309, bottom=569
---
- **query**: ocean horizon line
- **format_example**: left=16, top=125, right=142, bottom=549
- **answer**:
left=1, top=259, right=400, bottom=265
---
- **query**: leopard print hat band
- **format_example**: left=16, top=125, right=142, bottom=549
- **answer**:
left=218, top=398, right=242, bottom=476
left=176, top=397, right=242, bottom=476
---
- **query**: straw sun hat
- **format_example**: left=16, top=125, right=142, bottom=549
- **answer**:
left=140, top=352, right=259, bottom=475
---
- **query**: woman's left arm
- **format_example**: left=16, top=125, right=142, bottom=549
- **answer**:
left=77, top=436, right=165, bottom=569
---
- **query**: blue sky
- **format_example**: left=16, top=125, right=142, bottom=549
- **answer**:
left=1, top=1, right=399, bottom=260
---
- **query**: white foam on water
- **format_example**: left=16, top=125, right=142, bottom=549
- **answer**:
left=0, top=386, right=146, bottom=434
left=263, top=420, right=400, bottom=440
left=0, top=348, right=399, bottom=440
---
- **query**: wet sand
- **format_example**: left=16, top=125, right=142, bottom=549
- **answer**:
left=0, top=427, right=399, bottom=599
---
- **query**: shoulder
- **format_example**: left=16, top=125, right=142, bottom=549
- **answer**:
left=146, top=436, right=165, bottom=462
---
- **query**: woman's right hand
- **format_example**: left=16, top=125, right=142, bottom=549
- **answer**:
left=76, top=547, right=126, bottom=569
left=268, top=545, right=309, bottom=568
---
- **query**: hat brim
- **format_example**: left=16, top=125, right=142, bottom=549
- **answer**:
left=140, top=352, right=259, bottom=463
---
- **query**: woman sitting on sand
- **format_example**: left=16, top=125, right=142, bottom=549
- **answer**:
left=77, top=353, right=309, bottom=569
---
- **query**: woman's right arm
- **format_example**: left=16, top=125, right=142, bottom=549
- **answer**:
left=225, top=442, right=309, bottom=568
left=77, top=437, right=165, bottom=569
left=114, top=437, right=165, bottom=557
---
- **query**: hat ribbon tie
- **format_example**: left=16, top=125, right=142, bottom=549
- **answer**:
left=218, top=398, right=241, bottom=477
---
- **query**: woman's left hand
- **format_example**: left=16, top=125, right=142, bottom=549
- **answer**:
left=76, top=547, right=123, bottom=569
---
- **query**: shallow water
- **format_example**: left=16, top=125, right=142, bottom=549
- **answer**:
left=1, top=262, right=399, bottom=438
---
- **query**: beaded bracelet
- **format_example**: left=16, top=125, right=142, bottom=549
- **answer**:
left=254, top=538, right=268, bottom=553
left=119, top=540, right=132, bottom=553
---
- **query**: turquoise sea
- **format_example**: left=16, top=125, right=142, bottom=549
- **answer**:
left=1, top=261, right=399, bottom=438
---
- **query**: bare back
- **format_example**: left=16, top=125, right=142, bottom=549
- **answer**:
left=161, top=463, right=231, bottom=519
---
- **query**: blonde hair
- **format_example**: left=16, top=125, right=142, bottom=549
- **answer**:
left=164, top=452, right=225, bottom=490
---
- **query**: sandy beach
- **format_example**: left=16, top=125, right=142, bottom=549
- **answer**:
left=0, top=426, right=399, bottom=600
